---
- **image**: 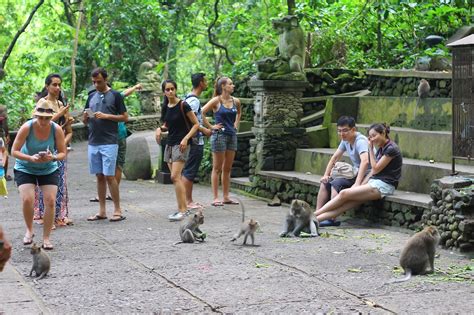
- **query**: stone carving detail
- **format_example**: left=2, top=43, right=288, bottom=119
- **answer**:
left=256, top=15, right=306, bottom=81
left=137, top=59, right=161, bottom=114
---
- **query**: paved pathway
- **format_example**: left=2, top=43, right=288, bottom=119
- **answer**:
left=0, top=131, right=473, bottom=313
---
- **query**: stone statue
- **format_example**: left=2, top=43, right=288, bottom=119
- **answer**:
left=137, top=59, right=161, bottom=114
left=256, top=15, right=306, bottom=81
left=137, top=59, right=161, bottom=91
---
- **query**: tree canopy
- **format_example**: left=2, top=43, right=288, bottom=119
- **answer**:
left=0, top=0, right=471, bottom=128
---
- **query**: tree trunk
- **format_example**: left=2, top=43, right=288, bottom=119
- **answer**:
left=70, top=0, right=85, bottom=109
left=377, top=12, right=382, bottom=60
left=0, top=0, right=45, bottom=77
left=287, top=0, right=295, bottom=15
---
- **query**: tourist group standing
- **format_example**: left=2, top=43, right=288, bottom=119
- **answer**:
left=1, top=67, right=402, bottom=253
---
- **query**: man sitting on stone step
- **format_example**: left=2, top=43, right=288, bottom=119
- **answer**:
left=315, top=116, right=370, bottom=227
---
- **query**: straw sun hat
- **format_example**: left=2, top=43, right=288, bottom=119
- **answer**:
left=34, top=99, right=55, bottom=117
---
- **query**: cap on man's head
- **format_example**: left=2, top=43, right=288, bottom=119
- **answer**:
left=34, top=99, right=55, bottom=117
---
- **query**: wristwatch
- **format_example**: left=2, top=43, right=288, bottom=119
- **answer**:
left=52, top=154, right=58, bottom=161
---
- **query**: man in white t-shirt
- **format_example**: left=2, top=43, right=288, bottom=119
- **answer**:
left=316, top=116, right=370, bottom=226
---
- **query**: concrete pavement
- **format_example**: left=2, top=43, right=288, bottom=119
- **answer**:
left=0, top=131, right=473, bottom=314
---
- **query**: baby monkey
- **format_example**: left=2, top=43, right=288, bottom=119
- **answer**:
left=29, top=243, right=51, bottom=280
left=231, top=197, right=260, bottom=246
left=176, top=211, right=206, bottom=244
left=280, top=199, right=319, bottom=237
left=388, top=226, right=440, bottom=283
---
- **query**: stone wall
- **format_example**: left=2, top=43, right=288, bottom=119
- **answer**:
left=423, top=177, right=474, bottom=252
left=355, top=201, right=425, bottom=231
left=304, top=68, right=367, bottom=97
left=248, top=80, right=309, bottom=178
left=366, top=69, right=452, bottom=97
left=232, top=132, right=252, bottom=178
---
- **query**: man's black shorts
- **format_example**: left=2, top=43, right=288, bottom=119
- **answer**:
left=323, top=177, right=356, bottom=193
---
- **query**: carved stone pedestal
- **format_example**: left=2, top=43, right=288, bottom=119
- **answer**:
left=138, top=91, right=161, bottom=115
left=248, top=80, right=309, bottom=178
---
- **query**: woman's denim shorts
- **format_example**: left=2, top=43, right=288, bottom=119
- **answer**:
left=368, top=179, right=395, bottom=197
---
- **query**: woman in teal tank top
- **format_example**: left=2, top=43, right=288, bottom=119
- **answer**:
left=11, top=100, right=66, bottom=250
left=202, top=76, right=242, bottom=206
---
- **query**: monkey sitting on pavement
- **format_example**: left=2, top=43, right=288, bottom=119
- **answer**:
left=175, top=211, right=206, bottom=244
left=29, top=243, right=51, bottom=280
left=280, top=199, right=319, bottom=238
left=231, top=197, right=260, bottom=246
left=388, top=226, right=440, bottom=284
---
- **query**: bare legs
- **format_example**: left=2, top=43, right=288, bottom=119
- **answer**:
left=211, top=152, right=224, bottom=204
left=316, top=184, right=339, bottom=221
left=211, top=150, right=235, bottom=204
left=96, top=174, right=122, bottom=217
left=222, top=150, right=236, bottom=202
left=19, top=183, right=57, bottom=247
left=315, top=184, right=382, bottom=222
left=183, top=177, right=194, bottom=206
left=168, top=161, right=187, bottom=213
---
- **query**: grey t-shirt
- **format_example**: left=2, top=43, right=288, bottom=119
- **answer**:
left=185, top=93, right=204, bottom=145
left=85, top=90, right=127, bottom=145
left=337, top=132, right=370, bottom=174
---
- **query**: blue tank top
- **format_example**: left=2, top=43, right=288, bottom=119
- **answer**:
left=14, top=120, right=58, bottom=175
left=215, top=98, right=237, bottom=135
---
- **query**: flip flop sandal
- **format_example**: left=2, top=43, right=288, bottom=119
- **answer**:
left=23, top=234, right=34, bottom=245
left=223, top=200, right=240, bottom=205
left=87, top=214, right=108, bottom=221
left=211, top=201, right=224, bottom=207
left=42, top=243, right=54, bottom=250
left=106, top=196, right=113, bottom=201
left=109, top=215, right=126, bottom=222
left=89, top=197, right=99, bottom=202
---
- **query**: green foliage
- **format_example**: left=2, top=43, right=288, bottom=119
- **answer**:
left=0, top=0, right=472, bottom=129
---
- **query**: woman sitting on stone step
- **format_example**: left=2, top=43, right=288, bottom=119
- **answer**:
left=314, top=123, right=402, bottom=223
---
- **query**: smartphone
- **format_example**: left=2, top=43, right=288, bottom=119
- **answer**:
left=38, top=151, right=47, bottom=157
left=84, top=108, right=94, bottom=118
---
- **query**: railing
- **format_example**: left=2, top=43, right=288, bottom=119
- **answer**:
left=451, top=46, right=474, bottom=171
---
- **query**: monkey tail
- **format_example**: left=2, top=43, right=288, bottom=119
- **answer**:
left=385, top=269, right=412, bottom=284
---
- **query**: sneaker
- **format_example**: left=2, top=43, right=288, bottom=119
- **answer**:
left=168, top=211, right=187, bottom=221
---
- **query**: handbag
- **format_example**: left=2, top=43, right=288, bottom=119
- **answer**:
left=330, top=161, right=356, bottom=179
left=179, top=101, right=199, bottom=145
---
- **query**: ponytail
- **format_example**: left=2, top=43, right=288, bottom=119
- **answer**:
left=213, top=76, right=228, bottom=97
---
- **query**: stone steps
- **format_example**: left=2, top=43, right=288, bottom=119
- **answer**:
left=294, top=148, right=474, bottom=194
left=230, top=171, right=431, bottom=210
left=323, top=123, right=456, bottom=164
